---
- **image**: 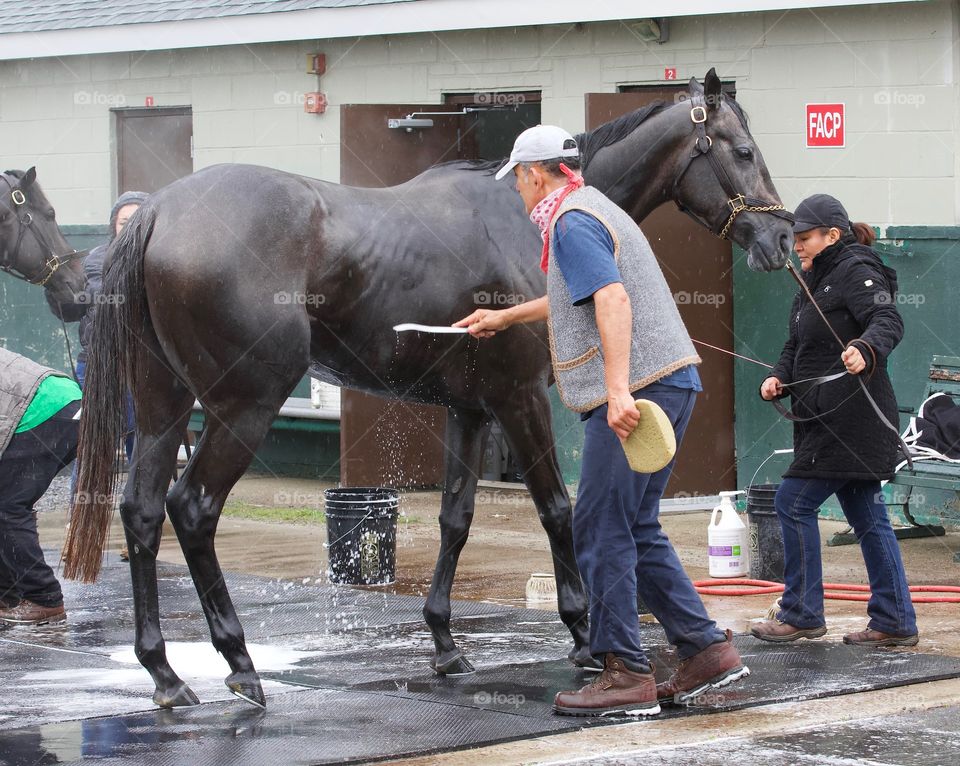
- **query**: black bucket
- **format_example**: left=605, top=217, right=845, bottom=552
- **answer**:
left=746, top=483, right=785, bottom=583
left=324, top=487, right=399, bottom=585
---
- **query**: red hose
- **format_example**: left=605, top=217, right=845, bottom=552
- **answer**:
left=694, top=578, right=960, bottom=604
left=694, top=579, right=784, bottom=596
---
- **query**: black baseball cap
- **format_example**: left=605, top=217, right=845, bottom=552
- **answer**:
left=792, top=194, right=850, bottom=234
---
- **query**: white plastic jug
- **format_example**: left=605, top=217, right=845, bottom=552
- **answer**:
left=708, top=490, right=749, bottom=578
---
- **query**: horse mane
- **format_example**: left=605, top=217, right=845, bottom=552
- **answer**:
left=575, top=96, right=749, bottom=164
left=432, top=159, right=503, bottom=174
left=2, top=169, right=24, bottom=178
left=724, top=98, right=750, bottom=130
left=574, top=101, right=671, bottom=165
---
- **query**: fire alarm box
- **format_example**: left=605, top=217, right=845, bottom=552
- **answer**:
left=304, top=92, right=327, bottom=114
left=306, top=54, right=326, bottom=75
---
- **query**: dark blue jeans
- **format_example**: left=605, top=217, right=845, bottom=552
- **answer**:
left=775, top=477, right=917, bottom=636
left=574, top=384, right=725, bottom=669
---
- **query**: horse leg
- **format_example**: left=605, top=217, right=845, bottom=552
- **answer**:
left=491, top=388, right=591, bottom=665
left=423, top=407, right=491, bottom=675
left=165, top=393, right=300, bottom=709
left=121, top=342, right=199, bottom=707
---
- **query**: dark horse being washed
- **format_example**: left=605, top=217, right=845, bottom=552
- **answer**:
left=66, top=70, right=793, bottom=709
left=0, top=167, right=87, bottom=319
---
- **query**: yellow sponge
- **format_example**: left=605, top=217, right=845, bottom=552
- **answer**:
left=621, top=399, right=676, bottom=474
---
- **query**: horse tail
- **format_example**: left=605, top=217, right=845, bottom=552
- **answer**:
left=63, top=206, right=156, bottom=582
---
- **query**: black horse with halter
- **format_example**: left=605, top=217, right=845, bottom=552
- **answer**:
left=668, top=98, right=911, bottom=466
left=0, top=172, right=86, bottom=286
left=673, top=93, right=795, bottom=240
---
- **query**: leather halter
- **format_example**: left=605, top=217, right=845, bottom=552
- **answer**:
left=673, top=95, right=794, bottom=240
left=0, top=174, right=85, bottom=287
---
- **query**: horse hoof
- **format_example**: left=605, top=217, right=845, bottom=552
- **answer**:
left=568, top=645, right=601, bottom=671
left=226, top=671, right=266, bottom=709
left=430, top=650, right=476, bottom=676
left=153, top=682, right=200, bottom=708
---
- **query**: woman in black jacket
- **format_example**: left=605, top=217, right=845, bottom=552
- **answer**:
left=751, top=194, right=917, bottom=647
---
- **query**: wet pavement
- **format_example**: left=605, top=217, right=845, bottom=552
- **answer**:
left=2, top=550, right=960, bottom=764
left=580, top=703, right=960, bottom=765
left=19, top=474, right=960, bottom=763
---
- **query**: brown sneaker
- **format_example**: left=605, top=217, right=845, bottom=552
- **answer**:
left=656, top=629, right=750, bottom=705
left=843, top=628, right=918, bottom=647
left=120, top=547, right=130, bottom=561
left=0, top=600, right=66, bottom=625
left=751, top=619, right=827, bottom=643
left=554, top=653, right=660, bottom=717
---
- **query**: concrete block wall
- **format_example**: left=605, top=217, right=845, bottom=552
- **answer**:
left=0, top=0, right=955, bottom=230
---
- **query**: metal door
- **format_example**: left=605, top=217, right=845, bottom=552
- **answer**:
left=115, top=107, right=193, bottom=193
left=338, top=104, right=474, bottom=487
left=586, top=90, right=737, bottom=496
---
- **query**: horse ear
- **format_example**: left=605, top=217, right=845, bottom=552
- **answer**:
left=21, top=167, right=37, bottom=188
left=704, top=68, right=722, bottom=110
left=688, top=76, right=704, bottom=95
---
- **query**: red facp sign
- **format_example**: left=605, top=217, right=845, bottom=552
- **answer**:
left=806, top=103, right=844, bottom=147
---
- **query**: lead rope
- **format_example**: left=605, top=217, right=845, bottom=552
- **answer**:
left=783, top=260, right=914, bottom=470
left=57, top=309, right=78, bottom=381
left=692, top=336, right=855, bottom=422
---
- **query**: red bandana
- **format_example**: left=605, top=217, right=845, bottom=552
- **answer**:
left=528, top=163, right=584, bottom=273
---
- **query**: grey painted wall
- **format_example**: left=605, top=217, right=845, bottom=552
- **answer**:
left=0, top=2, right=956, bottom=230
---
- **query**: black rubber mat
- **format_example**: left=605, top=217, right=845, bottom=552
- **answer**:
left=260, top=612, right=579, bottom=687
left=3, top=554, right=959, bottom=763
left=0, top=631, right=310, bottom=731
left=343, top=638, right=960, bottom=720
left=1, top=688, right=574, bottom=766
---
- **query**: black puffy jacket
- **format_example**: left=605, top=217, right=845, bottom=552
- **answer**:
left=767, top=236, right=904, bottom=480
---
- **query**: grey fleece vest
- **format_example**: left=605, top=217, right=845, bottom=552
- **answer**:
left=546, top=186, right=701, bottom=413
left=0, top=348, right=63, bottom=454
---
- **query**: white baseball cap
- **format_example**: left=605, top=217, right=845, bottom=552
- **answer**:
left=494, top=124, right=580, bottom=180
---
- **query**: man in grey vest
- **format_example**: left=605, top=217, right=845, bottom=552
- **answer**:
left=456, top=125, right=749, bottom=716
left=0, top=347, right=81, bottom=625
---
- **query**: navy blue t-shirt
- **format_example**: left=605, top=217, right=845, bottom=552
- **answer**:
left=552, top=209, right=702, bottom=395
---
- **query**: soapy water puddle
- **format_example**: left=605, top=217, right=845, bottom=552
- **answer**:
left=12, top=642, right=325, bottom=723
left=105, top=642, right=325, bottom=675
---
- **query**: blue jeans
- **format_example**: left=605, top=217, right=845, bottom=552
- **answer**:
left=775, top=477, right=917, bottom=636
left=574, top=384, right=725, bottom=669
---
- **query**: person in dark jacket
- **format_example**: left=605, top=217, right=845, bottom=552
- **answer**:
left=751, top=194, right=918, bottom=647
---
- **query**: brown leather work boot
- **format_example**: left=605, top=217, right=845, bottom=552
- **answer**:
left=0, top=600, right=66, bottom=625
left=656, top=629, right=750, bottom=705
left=843, top=628, right=918, bottom=647
left=750, top=619, right=827, bottom=643
left=553, top=653, right=660, bottom=717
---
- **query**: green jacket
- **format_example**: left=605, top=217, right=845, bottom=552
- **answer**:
left=0, top=348, right=75, bottom=454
